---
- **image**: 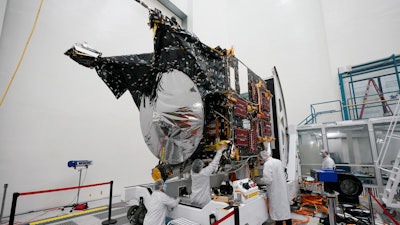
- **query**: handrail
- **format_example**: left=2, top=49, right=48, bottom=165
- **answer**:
left=299, top=100, right=343, bottom=125
left=376, top=98, right=400, bottom=170
left=299, top=96, right=399, bottom=125
left=299, top=114, right=315, bottom=125
left=345, top=97, right=399, bottom=120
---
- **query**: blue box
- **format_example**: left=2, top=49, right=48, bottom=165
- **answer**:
left=311, top=169, right=345, bottom=182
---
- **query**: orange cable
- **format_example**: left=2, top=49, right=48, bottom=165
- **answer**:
left=0, top=0, right=44, bottom=107
left=294, top=194, right=328, bottom=216
left=292, top=216, right=310, bottom=225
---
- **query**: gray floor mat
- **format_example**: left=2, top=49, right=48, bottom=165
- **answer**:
left=53, top=221, right=78, bottom=225
left=93, top=207, right=128, bottom=220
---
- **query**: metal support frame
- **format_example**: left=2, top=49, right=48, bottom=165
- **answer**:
left=338, top=54, right=400, bottom=121
left=297, top=116, right=400, bottom=195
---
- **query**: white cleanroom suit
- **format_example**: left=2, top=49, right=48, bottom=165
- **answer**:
left=190, top=148, right=224, bottom=207
left=143, top=190, right=180, bottom=225
left=322, top=155, right=336, bottom=169
left=261, top=156, right=292, bottom=222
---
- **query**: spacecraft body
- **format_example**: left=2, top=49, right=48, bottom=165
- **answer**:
left=65, top=8, right=273, bottom=179
left=65, top=7, right=365, bottom=224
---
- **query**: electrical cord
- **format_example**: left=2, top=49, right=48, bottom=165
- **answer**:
left=0, top=0, right=44, bottom=107
left=61, top=167, right=89, bottom=211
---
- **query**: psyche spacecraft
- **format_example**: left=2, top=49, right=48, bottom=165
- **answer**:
left=65, top=5, right=277, bottom=181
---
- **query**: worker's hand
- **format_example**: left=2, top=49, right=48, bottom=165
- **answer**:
left=203, top=158, right=212, bottom=163
left=216, top=140, right=230, bottom=151
left=217, top=144, right=227, bottom=152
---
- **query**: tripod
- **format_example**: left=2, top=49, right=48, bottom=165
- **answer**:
left=62, top=166, right=89, bottom=212
left=74, top=167, right=88, bottom=210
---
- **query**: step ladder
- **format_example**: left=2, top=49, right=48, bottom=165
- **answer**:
left=359, top=78, right=393, bottom=119
left=377, top=97, right=400, bottom=208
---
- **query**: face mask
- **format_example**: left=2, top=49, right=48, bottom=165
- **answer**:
left=163, top=183, right=167, bottom=191
left=319, top=152, right=323, bottom=157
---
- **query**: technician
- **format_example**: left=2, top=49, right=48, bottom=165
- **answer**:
left=320, top=149, right=336, bottom=169
left=143, top=179, right=180, bottom=225
left=260, top=149, right=292, bottom=225
left=190, top=142, right=228, bottom=207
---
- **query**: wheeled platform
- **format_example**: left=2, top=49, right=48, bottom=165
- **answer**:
left=121, top=180, right=269, bottom=225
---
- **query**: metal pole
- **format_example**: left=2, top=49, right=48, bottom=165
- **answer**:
left=9, top=192, right=20, bottom=225
left=0, top=184, right=8, bottom=223
left=76, top=168, right=82, bottom=204
left=368, top=188, right=376, bottom=225
left=327, top=194, right=337, bottom=225
left=338, top=71, right=349, bottom=120
left=234, top=206, right=239, bottom=225
left=391, top=54, right=400, bottom=89
left=102, top=181, right=117, bottom=225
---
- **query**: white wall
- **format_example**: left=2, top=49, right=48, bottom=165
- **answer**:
left=192, top=0, right=334, bottom=125
left=322, top=0, right=400, bottom=82
left=1, top=0, right=400, bottom=218
left=0, top=0, right=176, bottom=216
left=191, top=0, right=400, bottom=125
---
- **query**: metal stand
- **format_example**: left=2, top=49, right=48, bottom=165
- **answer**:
left=327, top=193, right=337, bottom=225
left=102, top=218, right=117, bottom=225
left=367, top=188, right=376, bottom=225
left=73, top=168, right=88, bottom=210
left=76, top=168, right=83, bottom=204
left=62, top=167, right=88, bottom=211
left=102, top=181, right=117, bottom=225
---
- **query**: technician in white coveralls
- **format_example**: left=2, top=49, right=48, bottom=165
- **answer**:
left=260, top=149, right=292, bottom=225
left=190, top=142, right=227, bottom=207
left=143, top=179, right=180, bottom=225
left=320, top=149, right=336, bottom=169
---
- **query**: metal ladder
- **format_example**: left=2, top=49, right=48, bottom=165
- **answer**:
left=359, top=78, right=393, bottom=119
left=376, top=97, right=400, bottom=208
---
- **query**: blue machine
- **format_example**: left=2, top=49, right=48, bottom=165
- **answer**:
left=67, top=160, right=92, bottom=168
left=311, top=168, right=363, bottom=204
left=311, top=168, right=346, bottom=183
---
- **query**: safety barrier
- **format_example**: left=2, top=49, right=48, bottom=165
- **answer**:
left=9, top=181, right=117, bottom=225
left=211, top=206, right=239, bottom=225
left=368, top=189, right=399, bottom=225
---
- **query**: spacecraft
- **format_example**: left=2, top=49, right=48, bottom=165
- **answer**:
left=65, top=6, right=278, bottom=181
